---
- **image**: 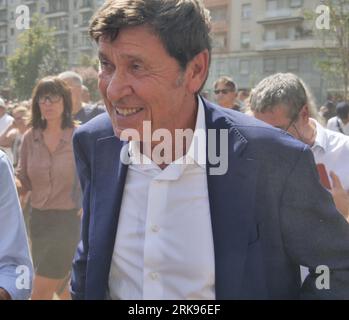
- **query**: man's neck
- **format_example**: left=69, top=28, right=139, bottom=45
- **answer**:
left=306, top=119, right=317, bottom=147
left=140, top=97, right=198, bottom=169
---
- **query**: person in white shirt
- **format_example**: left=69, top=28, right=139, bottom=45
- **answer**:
left=250, top=73, right=349, bottom=220
left=0, top=98, right=13, bottom=135
left=327, top=101, right=349, bottom=135
left=0, top=150, right=33, bottom=300
left=0, top=98, right=14, bottom=163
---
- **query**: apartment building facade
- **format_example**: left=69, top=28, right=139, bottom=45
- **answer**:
left=0, top=0, right=105, bottom=87
left=203, top=0, right=329, bottom=104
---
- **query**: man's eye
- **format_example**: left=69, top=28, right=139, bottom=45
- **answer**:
left=131, top=63, right=142, bottom=71
left=100, top=60, right=113, bottom=70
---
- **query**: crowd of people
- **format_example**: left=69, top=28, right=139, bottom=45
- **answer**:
left=1, top=0, right=349, bottom=301
left=0, top=71, right=105, bottom=300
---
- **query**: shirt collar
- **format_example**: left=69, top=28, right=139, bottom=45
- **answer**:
left=311, top=118, right=329, bottom=152
left=184, top=96, right=206, bottom=168
left=128, top=96, right=207, bottom=170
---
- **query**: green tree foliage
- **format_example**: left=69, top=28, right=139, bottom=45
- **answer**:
left=307, top=0, right=349, bottom=99
left=7, top=14, right=67, bottom=100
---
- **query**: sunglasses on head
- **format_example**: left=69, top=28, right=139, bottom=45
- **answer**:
left=214, top=89, right=234, bottom=95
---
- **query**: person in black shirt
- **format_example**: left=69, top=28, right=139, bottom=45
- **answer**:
left=58, top=71, right=105, bottom=125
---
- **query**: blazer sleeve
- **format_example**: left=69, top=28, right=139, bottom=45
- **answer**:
left=280, top=146, right=349, bottom=299
left=70, top=130, right=92, bottom=300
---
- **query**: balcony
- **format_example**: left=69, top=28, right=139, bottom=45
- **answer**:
left=52, top=29, right=68, bottom=35
left=211, top=20, right=229, bottom=33
left=203, top=0, right=229, bottom=8
left=256, top=38, right=322, bottom=51
left=257, top=8, right=304, bottom=25
left=46, top=11, right=68, bottom=18
left=80, top=7, right=93, bottom=13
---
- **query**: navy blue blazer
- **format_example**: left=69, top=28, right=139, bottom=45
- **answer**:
left=71, top=99, right=349, bottom=300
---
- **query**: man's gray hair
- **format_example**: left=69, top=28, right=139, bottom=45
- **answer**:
left=249, top=73, right=318, bottom=120
left=58, top=71, right=83, bottom=87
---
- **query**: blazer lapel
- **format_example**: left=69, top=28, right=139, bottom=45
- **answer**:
left=204, top=103, right=259, bottom=299
left=86, top=136, right=128, bottom=299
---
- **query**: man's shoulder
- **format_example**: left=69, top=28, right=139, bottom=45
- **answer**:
left=74, top=112, right=114, bottom=140
left=327, top=116, right=337, bottom=126
left=203, top=99, right=308, bottom=168
left=324, top=126, right=349, bottom=147
left=204, top=99, right=304, bottom=148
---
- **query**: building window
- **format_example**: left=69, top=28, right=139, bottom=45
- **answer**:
left=266, top=0, right=279, bottom=11
left=0, top=58, right=5, bottom=70
left=0, top=43, right=6, bottom=55
left=240, top=60, right=250, bottom=75
left=212, top=33, right=227, bottom=50
left=265, top=26, right=291, bottom=41
left=290, top=0, right=303, bottom=8
left=287, top=57, right=299, bottom=71
left=264, top=58, right=276, bottom=73
left=209, top=6, right=227, bottom=22
left=241, top=4, right=252, bottom=20
left=73, top=34, right=79, bottom=47
left=241, top=32, right=251, bottom=49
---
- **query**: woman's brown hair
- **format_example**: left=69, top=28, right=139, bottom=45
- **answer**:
left=30, top=76, right=74, bottom=129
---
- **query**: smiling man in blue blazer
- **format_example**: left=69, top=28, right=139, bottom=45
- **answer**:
left=71, top=0, right=349, bottom=300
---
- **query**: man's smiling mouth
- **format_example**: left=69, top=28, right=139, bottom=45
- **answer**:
left=115, top=107, right=144, bottom=116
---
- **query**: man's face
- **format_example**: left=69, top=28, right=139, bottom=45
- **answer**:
left=252, top=106, right=304, bottom=140
left=97, top=26, right=194, bottom=139
left=64, top=78, right=83, bottom=114
left=214, top=83, right=237, bottom=108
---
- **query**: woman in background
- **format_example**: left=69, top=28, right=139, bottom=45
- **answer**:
left=16, top=76, right=81, bottom=300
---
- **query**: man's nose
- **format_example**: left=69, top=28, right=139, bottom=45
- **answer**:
left=105, top=71, right=132, bottom=102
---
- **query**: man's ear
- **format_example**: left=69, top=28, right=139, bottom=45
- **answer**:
left=300, top=104, right=310, bottom=121
left=185, top=49, right=210, bottom=94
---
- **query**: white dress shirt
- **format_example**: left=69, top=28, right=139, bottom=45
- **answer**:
left=327, top=116, right=349, bottom=135
left=312, top=119, right=349, bottom=192
left=108, top=98, right=215, bottom=300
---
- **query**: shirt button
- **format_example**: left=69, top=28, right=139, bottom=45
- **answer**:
left=151, top=225, right=160, bottom=233
left=150, top=272, right=158, bottom=280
